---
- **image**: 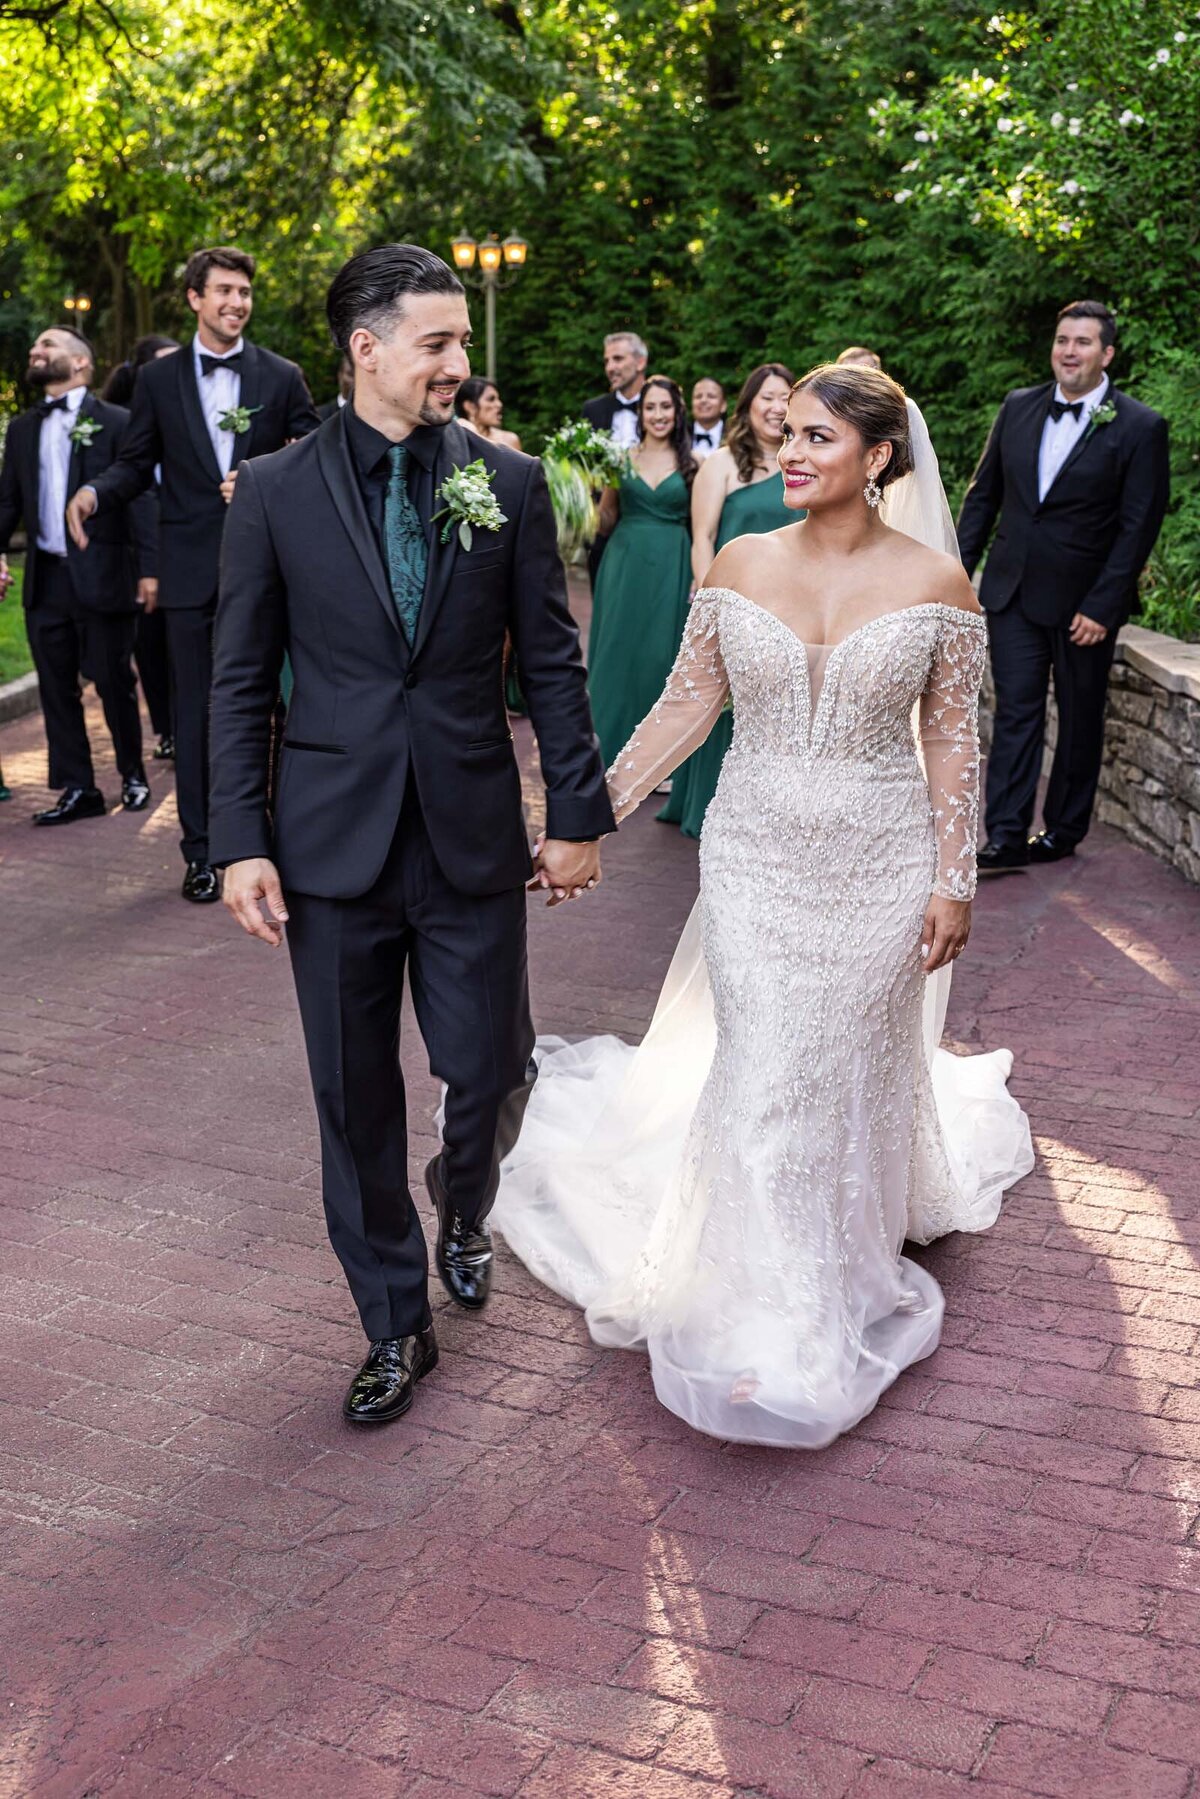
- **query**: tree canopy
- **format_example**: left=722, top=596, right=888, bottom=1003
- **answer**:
left=1, top=0, right=1197, bottom=628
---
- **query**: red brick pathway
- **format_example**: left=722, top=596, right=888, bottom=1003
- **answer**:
left=1, top=629, right=1199, bottom=1796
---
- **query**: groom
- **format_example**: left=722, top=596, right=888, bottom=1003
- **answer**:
left=209, top=244, right=614, bottom=1424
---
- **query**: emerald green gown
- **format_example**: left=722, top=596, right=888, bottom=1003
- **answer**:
left=657, top=471, right=798, bottom=838
left=587, top=468, right=692, bottom=770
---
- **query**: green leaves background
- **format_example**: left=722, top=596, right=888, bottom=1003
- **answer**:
left=1, top=0, right=1196, bottom=630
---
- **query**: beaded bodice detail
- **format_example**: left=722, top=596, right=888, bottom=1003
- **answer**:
left=606, top=588, right=987, bottom=900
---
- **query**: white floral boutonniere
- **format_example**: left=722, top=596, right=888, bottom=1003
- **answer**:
left=1085, top=397, right=1118, bottom=441
left=433, top=458, right=508, bottom=551
left=69, top=416, right=103, bottom=450
left=217, top=403, right=262, bottom=437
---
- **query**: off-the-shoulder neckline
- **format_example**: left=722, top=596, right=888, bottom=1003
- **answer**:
left=697, top=589, right=986, bottom=653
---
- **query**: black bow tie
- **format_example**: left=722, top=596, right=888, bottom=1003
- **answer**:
left=694, top=432, right=713, bottom=447
left=38, top=395, right=69, bottom=415
left=200, top=352, right=242, bottom=376
left=614, top=394, right=639, bottom=410
left=1049, top=398, right=1083, bottom=423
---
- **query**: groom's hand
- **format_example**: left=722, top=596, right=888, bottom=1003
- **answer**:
left=529, top=838, right=602, bottom=907
left=224, top=857, right=290, bottom=947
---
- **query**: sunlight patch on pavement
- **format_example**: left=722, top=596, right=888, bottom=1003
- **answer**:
left=1058, top=891, right=1195, bottom=997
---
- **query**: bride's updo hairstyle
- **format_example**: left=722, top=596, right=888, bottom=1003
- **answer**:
left=790, top=364, right=914, bottom=490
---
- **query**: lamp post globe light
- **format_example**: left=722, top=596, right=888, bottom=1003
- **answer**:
left=449, top=233, right=530, bottom=384
left=63, top=293, right=92, bottom=318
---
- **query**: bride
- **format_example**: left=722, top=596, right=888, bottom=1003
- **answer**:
left=499, top=363, right=1034, bottom=1449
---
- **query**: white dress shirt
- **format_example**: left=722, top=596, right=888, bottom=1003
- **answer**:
left=692, top=418, right=724, bottom=457
left=1037, top=375, right=1109, bottom=502
left=37, top=385, right=87, bottom=556
left=194, top=335, right=244, bottom=477
left=609, top=391, right=642, bottom=449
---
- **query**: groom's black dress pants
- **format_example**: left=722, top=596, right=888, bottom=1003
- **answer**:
left=284, top=780, right=537, bottom=1340
left=985, top=591, right=1119, bottom=849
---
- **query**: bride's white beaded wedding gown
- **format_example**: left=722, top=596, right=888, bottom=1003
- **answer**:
left=496, top=586, right=1034, bottom=1448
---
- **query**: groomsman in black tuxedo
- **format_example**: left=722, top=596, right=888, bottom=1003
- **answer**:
left=690, top=377, right=727, bottom=457
left=210, top=244, right=613, bottom=1424
left=0, top=326, right=154, bottom=823
left=581, top=330, right=648, bottom=586
left=67, top=245, right=319, bottom=901
left=958, top=300, right=1170, bottom=870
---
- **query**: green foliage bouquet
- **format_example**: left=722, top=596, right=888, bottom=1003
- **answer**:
left=541, top=419, right=630, bottom=561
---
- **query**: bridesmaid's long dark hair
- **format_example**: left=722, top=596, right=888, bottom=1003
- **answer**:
left=100, top=334, right=180, bottom=406
left=726, top=361, right=794, bottom=485
left=636, top=375, right=698, bottom=491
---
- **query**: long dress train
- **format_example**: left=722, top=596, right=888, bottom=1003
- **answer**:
left=495, top=589, right=1034, bottom=1448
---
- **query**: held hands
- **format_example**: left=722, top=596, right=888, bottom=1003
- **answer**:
left=921, top=895, right=971, bottom=973
left=137, top=577, right=158, bottom=612
left=1069, top=612, right=1108, bottom=648
left=527, top=836, right=602, bottom=907
left=223, top=857, right=289, bottom=947
left=0, top=555, right=12, bottom=600
left=66, top=487, right=97, bottom=550
left=220, top=467, right=240, bottom=506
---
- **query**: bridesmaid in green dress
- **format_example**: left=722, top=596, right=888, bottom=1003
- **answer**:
left=587, top=376, right=698, bottom=769
left=658, top=362, right=797, bottom=837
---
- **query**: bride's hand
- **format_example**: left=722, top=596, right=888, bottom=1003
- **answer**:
left=921, top=895, right=971, bottom=972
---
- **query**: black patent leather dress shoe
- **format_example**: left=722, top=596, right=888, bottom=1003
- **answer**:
left=1027, top=831, right=1076, bottom=865
left=976, top=840, right=1030, bottom=875
left=343, top=1327, right=438, bottom=1424
left=181, top=860, right=220, bottom=903
left=121, top=772, right=151, bottom=811
left=426, top=1156, right=492, bottom=1310
left=33, top=785, right=106, bottom=826
left=153, top=735, right=175, bottom=761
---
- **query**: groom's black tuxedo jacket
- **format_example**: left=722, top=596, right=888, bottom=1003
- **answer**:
left=86, top=338, right=318, bottom=609
left=957, top=380, right=1169, bottom=632
left=0, top=392, right=155, bottom=612
left=209, top=411, right=615, bottom=898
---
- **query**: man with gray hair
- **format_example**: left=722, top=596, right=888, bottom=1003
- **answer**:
left=582, top=331, right=648, bottom=584
left=583, top=331, right=649, bottom=448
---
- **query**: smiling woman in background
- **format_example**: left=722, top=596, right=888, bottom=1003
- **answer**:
left=586, top=375, right=697, bottom=768
left=455, top=376, right=522, bottom=450
left=658, top=361, right=796, bottom=838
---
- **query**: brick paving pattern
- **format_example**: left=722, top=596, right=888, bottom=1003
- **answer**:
left=1, top=604, right=1199, bottom=1795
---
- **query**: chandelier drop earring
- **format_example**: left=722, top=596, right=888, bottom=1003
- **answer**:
left=863, top=474, right=883, bottom=509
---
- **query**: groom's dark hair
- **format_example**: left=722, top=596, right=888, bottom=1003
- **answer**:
left=326, top=245, right=465, bottom=354
left=1056, top=299, right=1117, bottom=349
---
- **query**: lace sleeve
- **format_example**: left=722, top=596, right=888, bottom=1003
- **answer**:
left=919, top=612, right=987, bottom=900
left=606, top=591, right=730, bottom=823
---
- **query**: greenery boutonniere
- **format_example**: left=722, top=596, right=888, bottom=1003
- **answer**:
left=433, top=458, right=507, bottom=551
left=1085, top=397, right=1118, bottom=440
left=217, top=403, right=262, bottom=436
left=69, top=416, right=103, bottom=450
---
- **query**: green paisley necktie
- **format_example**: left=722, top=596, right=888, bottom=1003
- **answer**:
left=384, top=442, right=428, bottom=642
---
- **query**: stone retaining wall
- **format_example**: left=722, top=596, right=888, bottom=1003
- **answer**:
left=979, top=623, right=1200, bottom=886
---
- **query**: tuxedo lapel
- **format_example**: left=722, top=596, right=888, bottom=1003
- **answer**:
left=231, top=342, right=261, bottom=469
left=65, top=391, right=95, bottom=500
left=178, top=341, right=225, bottom=485
left=1011, top=384, right=1051, bottom=514
left=316, top=411, right=402, bottom=641
left=411, top=422, right=469, bottom=661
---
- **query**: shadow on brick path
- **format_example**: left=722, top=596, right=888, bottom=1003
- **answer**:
left=1, top=588, right=1198, bottom=1797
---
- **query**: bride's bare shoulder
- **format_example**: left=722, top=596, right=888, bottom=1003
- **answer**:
left=700, top=526, right=795, bottom=596
left=888, top=534, right=982, bottom=617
